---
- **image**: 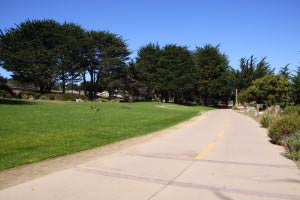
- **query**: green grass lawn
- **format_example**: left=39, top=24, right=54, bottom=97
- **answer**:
left=0, top=99, right=212, bottom=170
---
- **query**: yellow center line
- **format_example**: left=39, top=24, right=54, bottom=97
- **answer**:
left=194, top=142, right=215, bottom=160
left=195, top=129, right=225, bottom=160
left=218, top=130, right=224, bottom=137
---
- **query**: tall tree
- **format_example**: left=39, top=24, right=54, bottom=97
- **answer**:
left=279, top=64, right=290, bottom=80
left=0, top=20, right=64, bottom=93
left=0, top=19, right=63, bottom=93
left=291, top=66, right=300, bottom=105
left=236, top=56, right=273, bottom=90
left=57, top=23, right=85, bottom=93
left=80, top=31, right=130, bottom=99
left=157, top=44, right=195, bottom=103
left=194, top=44, right=231, bottom=105
left=134, top=43, right=161, bottom=100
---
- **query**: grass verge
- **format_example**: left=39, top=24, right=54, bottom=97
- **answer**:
left=0, top=99, right=212, bottom=170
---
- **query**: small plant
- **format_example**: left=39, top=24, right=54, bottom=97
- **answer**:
left=260, top=113, right=276, bottom=128
left=232, top=105, right=239, bottom=110
left=286, top=131, right=300, bottom=161
left=16, top=91, right=41, bottom=99
left=283, top=106, right=300, bottom=116
left=268, top=114, right=300, bottom=144
left=39, top=93, right=87, bottom=101
left=0, top=90, right=12, bottom=98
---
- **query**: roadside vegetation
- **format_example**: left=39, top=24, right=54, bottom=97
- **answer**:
left=0, top=99, right=211, bottom=170
left=259, top=106, right=300, bottom=163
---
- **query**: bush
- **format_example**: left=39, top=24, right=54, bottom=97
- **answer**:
left=283, top=106, right=300, bottom=116
left=16, top=91, right=41, bottom=99
left=61, top=93, right=87, bottom=101
left=39, top=93, right=87, bottom=101
left=268, top=114, right=300, bottom=144
left=260, top=113, right=276, bottom=128
left=286, top=131, right=300, bottom=161
left=0, top=90, right=13, bottom=98
left=0, top=84, right=12, bottom=93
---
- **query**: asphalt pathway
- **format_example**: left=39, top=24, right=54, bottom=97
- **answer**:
left=1, top=110, right=300, bottom=200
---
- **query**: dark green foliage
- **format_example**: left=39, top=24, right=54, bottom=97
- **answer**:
left=268, top=114, right=300, bottom=144
left=56, top=23, right=85, bottom=93
left=279, top=64, right=290, bottom=80
left=0, top=83, right=12, bottom=93
left=130, top=43, right=235, bottom=105
left=283, top=106, right=300, bottom=115
left=157, top=44, right=195, bottom=103
left=239, top=75, right=290, bottom=106
left=0, top=75, right=6, bottom=84
left=0, top=90, right=12, bottom=98
left=40, top=93, right=88, bottom=101
left=81, top=31, right=130, bottom=99
left=16, top=91, right=41, bottom=99
left=0, top=20, right=63, bottom=93
left=194, top=44, right=233, bottom=105
left=291, top=67, right=300, bottom=105
left=235, top=56, right=273, bottom=90
left=286, top=131, right=300, bottom=161
left=0, top=77, right=13, bottom=97
left=0, top=20, right=129, bottom=98
left=134, top=43, right=161, bottom=100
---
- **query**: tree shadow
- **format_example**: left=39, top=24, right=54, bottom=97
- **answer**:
left=0, top=98, right=36, bottom=105
left=272, top=178, right=300, bottom=184
left=214, top=191, right=235, bottom=200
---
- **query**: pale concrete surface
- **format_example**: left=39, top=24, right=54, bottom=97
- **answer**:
left=1, top=110, right=300, bottom=200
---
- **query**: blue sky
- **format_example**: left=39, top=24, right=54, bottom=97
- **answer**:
left=1, top=0, right=299, bottom=77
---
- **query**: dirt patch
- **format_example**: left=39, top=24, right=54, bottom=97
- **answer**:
left=0, top=111, right=208, bottom=190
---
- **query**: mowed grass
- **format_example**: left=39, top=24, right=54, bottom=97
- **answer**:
left=0, top=99, right=212, bottom=170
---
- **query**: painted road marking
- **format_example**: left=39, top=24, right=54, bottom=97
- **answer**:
left=194, top=142, right=215, bottom=160
left=195, top=129, right=224, bottom=160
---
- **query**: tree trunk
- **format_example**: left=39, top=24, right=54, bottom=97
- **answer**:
left=61, top=67, right=66, bottom=94
left=88, top=68, right=94, bottom=100
left=62, top=79, right=66, bottom=94
left=82, top=71, right=87, bottom=95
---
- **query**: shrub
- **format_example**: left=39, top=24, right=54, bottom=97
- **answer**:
left=0, top=84, right=12, bottom=93
left=40, top=93, right=63, bottom=101
left=0, top=90, right=12, bottom=98
left=268, top=114, right=300, bottom=144
left=260, top=113, right=276, bottom=128
left=16, top=91, right=41, bottom=99
left=61, top=93, right=87, bottom=101
left=286, top=131, right=300, bottom=161
left=39, top=93, right=87, bottom=101
left=283, top=106, right=300, bottom=116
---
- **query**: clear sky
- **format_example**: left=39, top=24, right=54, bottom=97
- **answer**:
left=1, top=0, right=299, bottom=77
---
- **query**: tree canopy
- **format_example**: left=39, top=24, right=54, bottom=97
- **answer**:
left=239, top=75, right=290, bottom=106
left=0, top=19, right=299, bottom=106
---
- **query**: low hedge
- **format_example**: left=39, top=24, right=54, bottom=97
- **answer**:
left=283, top=106, right=300, bottom=116
left=16, top=91, right=41, bottom=99
left=260, top=113, right=276, bottom=128
left=0, top=84, right=13, bottom=98
left=0, top=84, right=12, bottom=92
left=40, top=93, right=87, bottom=101
left=268, top=114, right=300, bottom=145
left=0, top=90, right=13, bottom=98
left=286, top=131, right=300, bottom=161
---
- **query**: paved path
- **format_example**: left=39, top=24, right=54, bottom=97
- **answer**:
left=1, top=110, right=300, bottom=200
